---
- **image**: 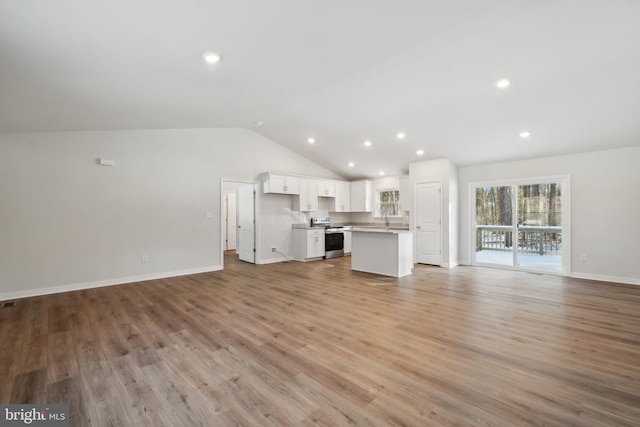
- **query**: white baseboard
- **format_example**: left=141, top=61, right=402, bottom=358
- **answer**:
left=0, top=265, right=223, bottom=302
left=440, top=260, right=460, bottom=268
left=570, top=272, right=640, bottom=286
left=436, top=262, right=638, bottom=286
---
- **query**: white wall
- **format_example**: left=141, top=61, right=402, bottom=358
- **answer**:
left=458, top=146, right=640, bottom=284
left=0, top=128, right=340, bottom=299
left=258, top=193, right=297, bottom=264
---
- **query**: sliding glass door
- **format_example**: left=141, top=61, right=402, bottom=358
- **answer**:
left=473, top=178, right=567, bottom=274
left=475, top=186, right=514, bottom=266
left=516, top=183, right=563, bottom=271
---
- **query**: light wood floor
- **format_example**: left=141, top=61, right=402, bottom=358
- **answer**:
left=1, top=253, right=639, bottom=426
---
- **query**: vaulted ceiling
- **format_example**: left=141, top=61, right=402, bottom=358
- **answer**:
left=1, top=0, right=639, bottom=178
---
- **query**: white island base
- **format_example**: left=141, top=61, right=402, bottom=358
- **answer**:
left=351, top=229, right=413, bottom=277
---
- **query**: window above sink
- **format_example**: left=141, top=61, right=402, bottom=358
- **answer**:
left=376, top=188, right=402, bottom=218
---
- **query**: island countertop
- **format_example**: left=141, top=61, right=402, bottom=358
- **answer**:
left=350, top=227, right=412, bottom=234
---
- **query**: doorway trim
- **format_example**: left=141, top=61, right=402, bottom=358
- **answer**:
left=220, top=178, right=260, bottom=269
left=468, top=175, right=570, bottom=276
left=224, top=191, right=237, bottom=251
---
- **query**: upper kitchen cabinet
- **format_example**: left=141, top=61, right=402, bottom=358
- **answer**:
left=332, top=181, right=350, bottom=212
left=350, top=180, right=372, bottom=212
left=318, top=180, right=336, bottom=197
left=294, top=178, right=318, bottom=212
left=262, top=173, right=300, bottom=195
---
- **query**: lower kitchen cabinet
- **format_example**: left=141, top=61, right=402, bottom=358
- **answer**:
left=343, top=230, right=352, bottom=254
left=293, top=229, right=325, bottom=261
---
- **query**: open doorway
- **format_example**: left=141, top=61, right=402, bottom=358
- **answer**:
left=221, top=179, right=258, bottom=267
left=224, top=191, right=237, bottom=251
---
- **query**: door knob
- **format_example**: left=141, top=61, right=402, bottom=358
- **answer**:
left=416, top=226, right=421, bottom=229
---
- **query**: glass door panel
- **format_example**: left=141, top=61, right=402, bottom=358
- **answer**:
left=475, top=186, right=514, bottom=266
left=516, top=183, right=563, bottom=271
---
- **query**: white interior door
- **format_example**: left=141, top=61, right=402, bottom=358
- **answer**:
left=416, top=182, right=442, bottom=265
left=237, top=184, right=255, bottom=263
left=225, top=192, right=237, bottom=250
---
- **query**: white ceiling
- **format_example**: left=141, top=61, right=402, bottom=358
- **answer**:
left=1, top=0, right=639, bottom=179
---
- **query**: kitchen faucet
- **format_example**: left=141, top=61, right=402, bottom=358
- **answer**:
left=382, top=211, right=390, bottom=228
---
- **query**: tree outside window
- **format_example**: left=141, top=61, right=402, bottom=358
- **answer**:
left=377, top=189, right=401, bottom=217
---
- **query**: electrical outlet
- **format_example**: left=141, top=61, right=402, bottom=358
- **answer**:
left=580, top=253, right=588, bottom=262
left=271, top=246, right=277, bottom=253
left=141, top=255, right=149, bottom=263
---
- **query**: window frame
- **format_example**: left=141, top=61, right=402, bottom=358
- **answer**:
left=375, top=187, right=402, bottom=218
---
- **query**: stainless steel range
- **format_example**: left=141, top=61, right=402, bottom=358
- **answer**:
left=310, top=217, right=344, bottom=259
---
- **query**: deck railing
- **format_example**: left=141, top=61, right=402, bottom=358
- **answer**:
left=476, top=225, right=562, bottom=255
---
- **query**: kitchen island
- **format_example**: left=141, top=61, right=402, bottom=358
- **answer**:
left=350, top=228, right=413, bottom=277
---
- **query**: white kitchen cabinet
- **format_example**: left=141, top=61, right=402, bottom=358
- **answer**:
left=318, top=180, right=336, bottom=197
left=307, top=231, right=325, bottom=258
left=262, top=173, right=300, bottom=195
left=350, top=180, right=372, bottom=212
left=332, top=181, right=350, bottom=212
left=293, top=229, right=325, bottom=261
left=343, top=230, right=352, bottom=254
left=294, top=178, right=318, bottom=212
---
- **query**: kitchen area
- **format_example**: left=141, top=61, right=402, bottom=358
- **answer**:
left=259, top=172, right=414, bottom=277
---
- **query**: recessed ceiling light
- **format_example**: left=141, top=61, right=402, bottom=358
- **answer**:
left=496, top=78, right=511, bottom=89
left=397, top=132, right=406, bottom=139
left=416, top=149, right=424, bottom=155
left=363, top=140, right=372, bottom=147
left=307, top=137, right=316, bottom=144
left=519, top=131, right=531, bottom=138
left=348, top=162, right=355, bottom=167
left=379, top=171, right=385, bottom=176
left=203, top=52, right=222, bottom=64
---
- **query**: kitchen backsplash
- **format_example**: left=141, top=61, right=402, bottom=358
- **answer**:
left=290, top=197, right=410, bottom=227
